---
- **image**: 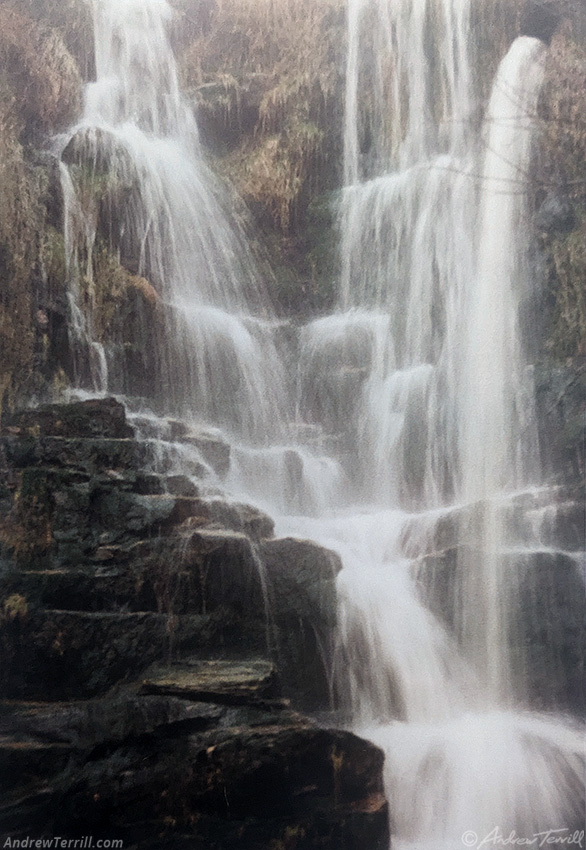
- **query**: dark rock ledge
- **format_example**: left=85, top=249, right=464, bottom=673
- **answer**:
left=0, top=397, right=389, bottom=849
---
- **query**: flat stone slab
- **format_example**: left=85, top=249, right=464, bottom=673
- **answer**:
left=140, top=659, right=281, bottom=705
left=3, top=398, right=133, bottom=440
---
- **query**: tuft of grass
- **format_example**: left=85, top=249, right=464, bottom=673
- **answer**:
left=174, top=0, right=345, bottom=228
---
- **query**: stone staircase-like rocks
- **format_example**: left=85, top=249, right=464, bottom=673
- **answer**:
left=0, top=397, right=389, bottom=849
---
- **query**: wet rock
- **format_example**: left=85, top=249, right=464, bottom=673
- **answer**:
left=1, top=435, right=147, bottom=474
left=0, top=660, right=389, bottom=850
left=176, top=527, right=266, bottom=618
left=415, top=544, right=462, bottom=630
left=535, top=192, right=576, bottom=234
left=93, top=491, right=207, bottom=535
left=54, top=713, right=388, bottom=850
left=504, top=494, right=585, bottom=553
left=140, top=659, right=282, bottom=706
left=0, top=609, right=213, bottom=700
left=262, top=537, right=341, bottom=710
left=207, top=499, right=275, bottom=539
left=416, top=545, right=585, bottom=716
left=133, top=472, right=166, bottom=495
left=517, top=550, right=585, bottom=715
left=0, top=738, right=74, bottom=795
left=5, top=526, right=267, bottom=626
left=534, top=361, right=585, bottom=487
left=0, top=401, right=390, bottom=847
left=0, top=693, right=225, bottom=750
left=165, top=474, right=199, bottom=497
left=2, top=397, right=134, bottom=440
left=179, top=431, right=231, bottom=476
left=520, top=0, right=563, bottom=44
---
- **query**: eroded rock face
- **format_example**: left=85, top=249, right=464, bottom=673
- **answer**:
left=0, top=662, right=389, bottom=848
left=0, top=398, right=388, bottom=848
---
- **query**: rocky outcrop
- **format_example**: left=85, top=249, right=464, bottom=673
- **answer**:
left=0, top=660, right=389, bottom=848
left=414, top=491, right=585, bottom=716
left=0, top=397, right=389, bottom=848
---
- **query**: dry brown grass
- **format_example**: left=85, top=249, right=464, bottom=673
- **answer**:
left=174, top=0, right=345, bottom=234
left=537, top=23, right=586, bottom=359
left=0, top=2, right=84, bottom=410
left=0, top=85, right=38, bottom=413
left=0, top=4, right=81, bottom=136
left=5, top=0, right=93, bottom=80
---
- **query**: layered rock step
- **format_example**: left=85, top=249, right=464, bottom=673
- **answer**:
left=0, top=397, right=388, bottom=847
left=0, top=660, right=389, bottom=849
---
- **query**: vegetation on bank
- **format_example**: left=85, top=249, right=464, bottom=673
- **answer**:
left=0, top=3, right=81, bottom=411
left=170, top=0, right=346, bottom=314
left=537, top=22, right=586, bottom=360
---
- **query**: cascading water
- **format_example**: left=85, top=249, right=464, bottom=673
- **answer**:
left=56, top=0, right=584, bottom=847
left=288, top=0, right=585, bottom=846
left=58, top=0, right=289, bottom=443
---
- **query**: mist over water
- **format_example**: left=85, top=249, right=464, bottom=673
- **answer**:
left=58, top=0, right=585, bottom=847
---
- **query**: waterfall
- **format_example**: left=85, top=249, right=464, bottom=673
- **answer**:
left=56, top=1, right=584, bottom=847
left=299, top=1, right=584, bottom=845
left=458, top=37, right=545, bottom=703
left=58, top=0, right=289, bottom=444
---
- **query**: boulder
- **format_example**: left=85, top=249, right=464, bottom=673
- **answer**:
left=0, top=664, right=389, bottom=850
left=53, top=711, right=388, bottom=850
left=261, top=537, right=341, bottom=710
left=206, top=499, right=275, bottom=539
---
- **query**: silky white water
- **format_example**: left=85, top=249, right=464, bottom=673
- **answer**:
left=58, top=0, right=289, bottom=443
left=58, top=1, right=585, bottom=847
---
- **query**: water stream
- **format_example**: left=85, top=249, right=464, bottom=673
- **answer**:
left=57, top=0, right=585, bottom=847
